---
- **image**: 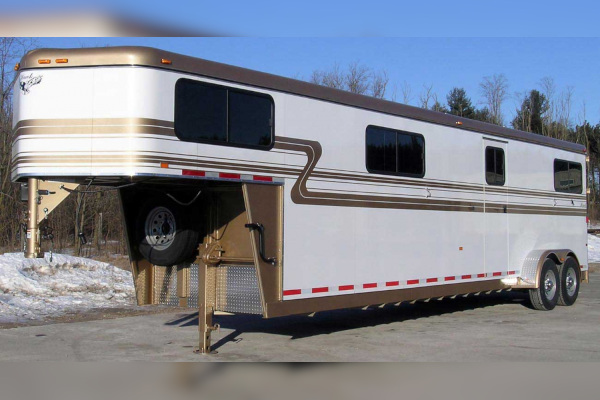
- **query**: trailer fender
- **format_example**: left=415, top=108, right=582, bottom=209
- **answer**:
left=519, top=249, right=577, bottom=288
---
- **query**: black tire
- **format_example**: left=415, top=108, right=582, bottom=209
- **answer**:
left=529, top=258, right=560, bottom=311
left=558, top=257, right=580, bottom=306
left=135, top=197, right=200, bottom=266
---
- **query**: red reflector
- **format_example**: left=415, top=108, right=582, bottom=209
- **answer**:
left=339, top=285, right=354, bottom=291
left=312, top=287, right=328, bottom=294
left=182, top=169, right=205, bottom=177
left=507, top=271, right=516, bottom=275
left=493, top=272, right=502, bottom=277
left=386, top=281, right=399, bottom=287
left=363, top=283, right=377, bottom=289
left=283, top=289, right=301, bottom=296
left=477, top=273, right=486, bottom=278
left=219, top=172, right=241, bottom=179
left=461, top=275, right=472, bottom=279
left=407, top=279, right=419, bottom=285
left=253, top=175, right=273, bottom=182
left=444, top=276, right=455, bottom=281
left=426, top=278, right=438, bottom=283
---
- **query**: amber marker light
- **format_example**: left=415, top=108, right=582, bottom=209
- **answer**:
left=455, top=121, right=463, bottom=126
left=55, top=59, right=69, bottom=64
left=38, top=59, right=51, bottom=64
left=160, top=162, right=169, bottom=168
left=161, top=59, right=172, bottom=65
left=14, top=63, right=20, bottom=71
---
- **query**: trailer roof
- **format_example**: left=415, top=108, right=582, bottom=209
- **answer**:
left=19, top=46, right=585, bottom=154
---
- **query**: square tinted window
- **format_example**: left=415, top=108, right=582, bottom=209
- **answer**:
left=175, top=80, right=227, bottom=142
left=228, top=91, right=273, bottom=147
left=485, top=147, right=505, bottom=186
left=366, top=126, right=396, bottom=173
left=397, top=133, right=424, bottom=176
left=555, top=159, right=582, bottom=193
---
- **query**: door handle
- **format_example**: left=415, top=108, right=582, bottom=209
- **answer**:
left=245, top=223, right=277, bottom=266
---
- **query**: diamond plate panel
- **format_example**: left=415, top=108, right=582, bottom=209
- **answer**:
left=521, top=250, right=546, bottom=284
left=216, top=265, right=263, bottom=315
left=155, top=265, right=179, bottom=306
left=188, top=264, right=199, bottom=309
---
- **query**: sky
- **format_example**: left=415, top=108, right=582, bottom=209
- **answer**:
left=36, top=37, right=600, bottom=126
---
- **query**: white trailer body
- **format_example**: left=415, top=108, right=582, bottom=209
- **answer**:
left=12, top=47, right=588, bottom=350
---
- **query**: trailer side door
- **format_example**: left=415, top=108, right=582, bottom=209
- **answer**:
left=483, top=138, right=509, bottom=276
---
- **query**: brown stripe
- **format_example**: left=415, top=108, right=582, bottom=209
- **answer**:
left=12, top=148, right=587, bottom=216
left=274, top=138, right=586, bottom=217
left=12, top=117, right=585, bottom=201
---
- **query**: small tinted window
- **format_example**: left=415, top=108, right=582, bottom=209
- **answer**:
left=175, top=81, right=227, bottom=142
left=485, top=147, right=505, bottom=186
left=228, top=91, right=273, bottom=147
left=174, top=79, right=273, bottom=149
left=554, top=159, right=583, bottom=193
left=366, top=126, right=425, bottom=177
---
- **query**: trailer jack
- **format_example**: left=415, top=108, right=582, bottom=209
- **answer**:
left=23, top=178, right=79, bottom=259
left=196, top=250, right=220, bottom=354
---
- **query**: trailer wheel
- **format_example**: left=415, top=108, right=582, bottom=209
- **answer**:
left=136, top=197, right=199, bottom=266
left=558, top=257, right=580, bottom=306
left=529, top=258, right=560, bottom=311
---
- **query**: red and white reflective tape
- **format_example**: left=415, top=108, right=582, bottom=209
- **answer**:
left=282, top=270, right=520, bottom=298
left=175, top=166, right=284, bottom=184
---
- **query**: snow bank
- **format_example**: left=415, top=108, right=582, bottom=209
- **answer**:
left=588, top=234, right=600, bottom=263
left=0, top=253, right=134, bottom=324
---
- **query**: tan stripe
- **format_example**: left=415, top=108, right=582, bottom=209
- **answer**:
left=13, top=118, right=174, bottom=131
left=11, top=117, right=585, bottom=200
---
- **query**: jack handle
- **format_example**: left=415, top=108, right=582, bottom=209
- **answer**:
left=245, top=223, right=277, bottom=266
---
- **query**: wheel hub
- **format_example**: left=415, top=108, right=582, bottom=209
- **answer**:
left=543, top=270, right=557, bottom=300
left=565, top=268, right=577, bottom=297
left=144, top=206, right=176, bottom=251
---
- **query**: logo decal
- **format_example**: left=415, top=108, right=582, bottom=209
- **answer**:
left=19, top=73, right=43, bottom=95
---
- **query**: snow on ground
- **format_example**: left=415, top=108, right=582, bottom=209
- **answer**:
left=0, top=253, right=134, bottom=324
left=588, top=234, right=600, bottom=263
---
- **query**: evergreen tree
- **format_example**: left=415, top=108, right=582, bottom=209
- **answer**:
left=446, top=88, right=475, bottom=118
left=512, top=90, right=549, bottom=134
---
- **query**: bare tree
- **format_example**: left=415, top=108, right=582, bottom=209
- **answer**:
left=345, top=61, right=370, bottom=95
left=480, top=73, right=508, bottom=126
left=401, top=81, right=413, bottom=105
left=370, top=70, right=389, bottom=99
left=419, top=84, right=435, bottom=109
left=0, top=38, right=37, bottom=250
left=539, top=77, right=556, bottom=137
left=310, top=63, right=344, bottom=90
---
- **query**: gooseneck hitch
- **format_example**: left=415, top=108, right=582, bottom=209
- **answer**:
left=245, top=223, right=277, bottom=266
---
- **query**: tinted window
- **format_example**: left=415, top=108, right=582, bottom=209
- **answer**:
left=366, top=126, right=424, bottom=177
left=485, top=147, right=505, bottom=186
left=554, top=159, right=582, bottom=193
left=175, top=81, right=227, bottom=142
left=228, top=91, right=273, bottom=147
left=366, top=126, right=396, bottom=173
left=174, top=79, right=273, bottom=149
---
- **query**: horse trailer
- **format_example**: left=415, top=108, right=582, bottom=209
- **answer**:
left=12, top=46, right=588, bottom=353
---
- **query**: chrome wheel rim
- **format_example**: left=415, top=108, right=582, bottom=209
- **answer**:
left=565, top=267, right=577, bottom=297
left=144, top=206, right=176, bottom=250
left=544, top=269, right=557, bottom=300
